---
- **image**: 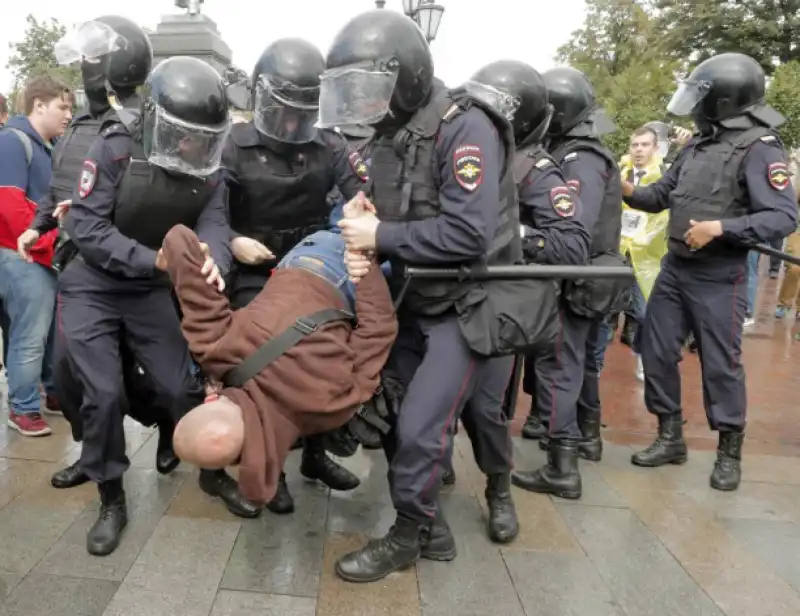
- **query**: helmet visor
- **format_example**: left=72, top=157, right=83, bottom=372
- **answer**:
left=55, top=21, right=124, bottom=65
left=461, top=81, right=520, bottom=122
left=144, top=105, right=231, bottom=177
left=317, top=65, right=399, bottom=129
left=667, top=80, right=712, bottom=116
left=253, top=75, right=319, bottom=144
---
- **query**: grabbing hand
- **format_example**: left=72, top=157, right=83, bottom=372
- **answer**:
left=231, top=236, right=274, bottom=265
left=621, top=180, right=635, bottom=198
left=345, top=249, right=373, bottom=283
left=53, top=200, right=71, bottom=221
left=338, top=214, right=380, bottom=251
left=342, top=191, right=377, bottom=219
left=17, top=229, right=40, bottom=263
left=199, top=242, right=226, bottom=292
left=684, top=219, right=722, bottom=251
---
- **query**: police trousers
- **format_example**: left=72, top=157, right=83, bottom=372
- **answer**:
left=382, top=312, right=491, bottom=521
left=641, top=253, right=747, bottom=431
left=57, top=262, right=199, bottom=482
left=523, top=311, right=602, bottom=440
left=460, top=355, right=515, bottom=476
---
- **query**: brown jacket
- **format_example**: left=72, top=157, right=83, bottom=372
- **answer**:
left=163, top=225, right=398, bottom=505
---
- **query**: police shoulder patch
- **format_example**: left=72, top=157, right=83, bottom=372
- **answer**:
left=567, top=179, right=581, bottom=195
left=760, top=135, right=777, bottom=143
left=563, top=152, right=579, bottom=163
left=453, top=144, right=483, bottom=192
left=348, top=151, right=369, bottom=182
left=535, top=158, right=552, bottom=170
left=768, top=162, right=790, bottom=191
left=78, top=160, right=98, bottom=199
left=550, top=186, right=576, bottom=218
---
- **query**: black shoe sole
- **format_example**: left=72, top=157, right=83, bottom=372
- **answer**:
left=51, top=474, right=90, bottom=489
left=420, top=545, right=457, bottom=561
left=511, top=475, right=581, bottom=500
left=335, top=555, right=419, bottom=583
left=630, top=455, right=688, bottom=468
left=521, top=431, right=545, bottom=441
left=710, top=479, right=740, bottom=491
left=198, top=481, right=263, bottom=519
left=578, top=449, right=602, bottom=462
left=266, top=501, right=295, bottom=515
left=301, top=472, right=360, bottom=492
left=488, top=529, right=519, bottom=544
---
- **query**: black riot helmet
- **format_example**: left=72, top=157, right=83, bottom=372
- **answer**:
left=54, top=17, right=152, bottom=108
left=251, top=38, right=325, bottom=144
left=467, top=60, right=552, bottom=147
left=542, top=67, right=615, bottom=139
left=667, top=52, right=784, bottom=132
left=319, top=10, right=434, bottom=130
left=140, top=56, right=231, bottom=177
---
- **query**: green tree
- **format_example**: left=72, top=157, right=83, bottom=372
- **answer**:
left=767, top=61, right=800, bottom=150
left=653, top=0, right=800, bottom=75
left=6, top=14, right=81, bottom=111
left=556, top=0, right=680, bottom=156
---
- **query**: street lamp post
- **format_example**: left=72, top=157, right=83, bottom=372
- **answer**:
left=375, top=0, right=444, bottom=43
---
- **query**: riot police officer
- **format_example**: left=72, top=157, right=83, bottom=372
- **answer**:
left=61, top=56, right=232, bottom=555
left=320, top=10, right=526, bottom=582
left=512, top=67, right=626, bottom=499
left=18, top=16, right=180, bottom=491
left=458, top=60, right=591, bottom=539
left=206, top=38, right=368, bottom=519
left=623, top=53, right=797, bottom=490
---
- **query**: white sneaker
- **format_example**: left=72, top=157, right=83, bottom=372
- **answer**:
left=635, top=354, right=644, bottom=382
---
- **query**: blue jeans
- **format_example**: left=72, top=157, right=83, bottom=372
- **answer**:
left=747, top=250, right=759, bottom=316
left=0, top=248, right=57, bottom=413
left=595, top=279, right=647, bottom=370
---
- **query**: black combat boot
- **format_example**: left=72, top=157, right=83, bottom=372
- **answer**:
left=266, top=472, right=295, bottom=514
left=485, top=473, right=519, bottom=543
left=300, top=440, right=360, bottom=491
left=51, top=461, right=89, bottom=489
left=512, top=439, right=582, bottom=499
left=155, top=420, right=180, bottom=475
left=198, top=468, right=262, bottom=518
left=578, top=413, right=603, bottom=462
left=336, top=514, right=422, bottom=583
left=522, top=413, right=547, bottom=440
left=87, top=479, right=128, bottom=556
left=441, top=467, right=456, bottom=486
left=710, top=431, right=744, bottom=491
left=630, top=415, right=688, bottom=467
left=420, top=509, right=457, bottom=561
left=539, top=434, right=550, bottom=452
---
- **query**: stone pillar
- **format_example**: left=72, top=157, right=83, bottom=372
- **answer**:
left=148, top=13, right=232, bottom=75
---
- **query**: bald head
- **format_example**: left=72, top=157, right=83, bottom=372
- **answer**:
left=173, top=396, right=244, bottom=469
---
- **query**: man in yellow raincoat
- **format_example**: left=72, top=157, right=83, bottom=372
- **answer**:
left=595, top=126, right=669, bottom=378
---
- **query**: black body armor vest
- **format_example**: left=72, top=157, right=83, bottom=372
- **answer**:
left=108, top=125, right=212, bottom=250
left=667, top=126, right=772, bottom=259
left=551, top=138, right=622, bottom=256
left=367, top=87, right=519, bottom=315
left=51, top=110, right=116, bottom=204
left=226, top=123, right=334, bottom=267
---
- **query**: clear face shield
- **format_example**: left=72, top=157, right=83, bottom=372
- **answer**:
left=143, top=104, right=231, bottom=178
left=667, top=80, right=712, bottom=116
left=253, top=75, right=320, bottom=144
left=54, top=21, right=124, bottom=66
left=316, top=62, right=399, bottom=129
left=461, top=81, right=521, bottom=122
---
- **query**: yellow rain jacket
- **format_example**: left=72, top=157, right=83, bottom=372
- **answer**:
left=619, top=154, right=670, bottom=300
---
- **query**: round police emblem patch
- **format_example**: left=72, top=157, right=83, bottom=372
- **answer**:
left=550, top=186, right=576, bottom=218
left=78, top=160, right=98, bottom=199
left=768, top=162, right=790, bottom=191
left=453, top=144, right=483, bottom=192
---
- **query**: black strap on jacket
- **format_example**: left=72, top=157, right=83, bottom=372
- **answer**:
left=222, top=308, right=355, bottom=388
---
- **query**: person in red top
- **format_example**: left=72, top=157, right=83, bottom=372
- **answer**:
left=0, top=76, right=72, bottom=436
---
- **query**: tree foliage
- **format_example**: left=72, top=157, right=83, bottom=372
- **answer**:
left=6, top=15, right=81, bottom=112
left=653, top=0, right=800, bottom=75
left=767, top=61, right=800, bottom=150
left=556, top=0, right=680, bottom=155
